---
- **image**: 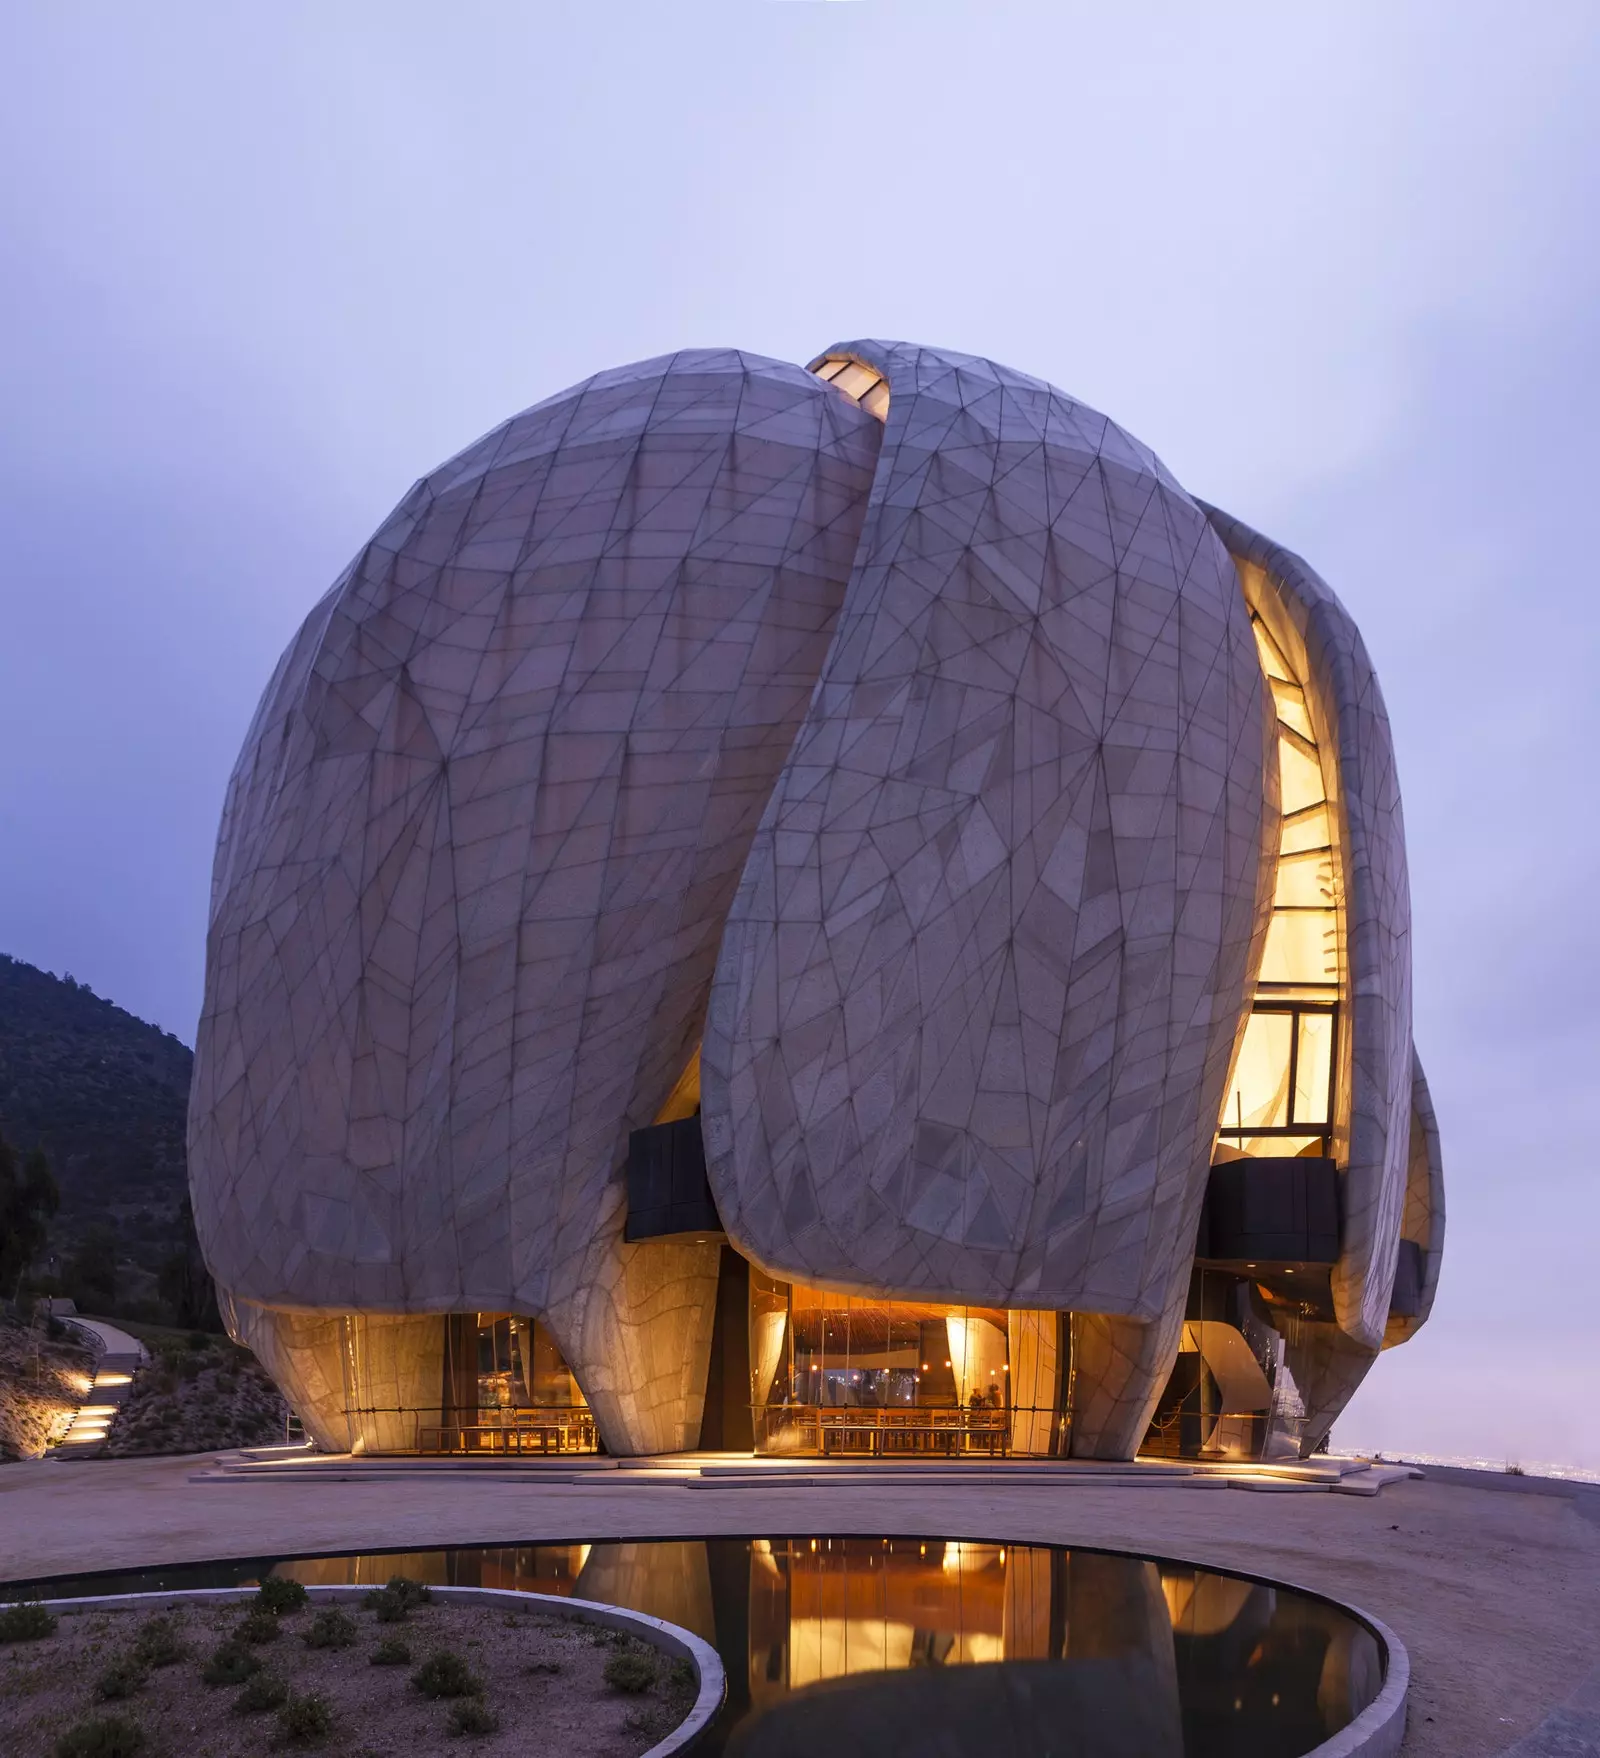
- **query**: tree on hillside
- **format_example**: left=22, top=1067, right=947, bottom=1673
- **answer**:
left=0, top=1131, right=59, bottom=1305
left=66, top=1222, right=119, bottom=1313
left=158, top=1195, right=221, bottom=1332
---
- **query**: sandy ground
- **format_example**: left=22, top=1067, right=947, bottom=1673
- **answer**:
left=0, top=1591, right=691, bottom=1758
left=1, top=1454, right=1596, bottom=1757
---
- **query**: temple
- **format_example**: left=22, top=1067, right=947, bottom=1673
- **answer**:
left=188, top=342, right=1443, bottom=1463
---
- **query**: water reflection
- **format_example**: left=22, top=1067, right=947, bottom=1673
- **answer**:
left=273, top=1537, right=1378, bottom=1755
left=20, top=1538, right=1380, bottom=1757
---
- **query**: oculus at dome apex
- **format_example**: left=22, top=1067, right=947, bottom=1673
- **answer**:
left=188, top=341, right=1443, bottom=1463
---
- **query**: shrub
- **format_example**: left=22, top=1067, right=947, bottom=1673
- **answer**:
left=233, top=1605, right=280, bottom=1645
left=130, top=1616, right=183, bottom=1667
left=365, top=1574, right=432, bottom=1622
left=364, top=1585, right=407, bottom=1623
left=447, top=1699, right=501, bottom=1737
left=302, top=1608, right=357, bottom=1650
left=233, top=1670, right=288, bottom=1713
left=411, top=1649, right=481, bottom=1699
left=526, top=1658, right=563, bottom=1675
left=201, top=1642, right=260, bottom=1686
left=92, top=1658, right=147, bottom=1701
left=668, top=1656, right=697, bottom=1689
left=370, top=1635, right=412, bottom=1666
left=52, top=1715, right=146, bottom=1758
left=255, top=1577, right=309, bottom=1615
left=603, top=1649, right=657, bottom=1695
left=277, top=1691, right=335, bottom=1745
left=0, top=1601, right=57, bottom=1642
left=186, top=1332, right=212, bottom=1352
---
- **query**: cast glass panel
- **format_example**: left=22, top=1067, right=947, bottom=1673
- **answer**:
left=1276, top=733, right=1327, bottom=816
left=1260, top=910, right=1339, bottom=984
left=1280, top=803, right=1334, bottom=856
left=1225, top=1011, right=1292, bottom=1131
left=1273, top=847, right=1335, bottom=908
left=810, top=355, right=890, bottom=422
left=1293, top=1012, right=1334, bottom=1125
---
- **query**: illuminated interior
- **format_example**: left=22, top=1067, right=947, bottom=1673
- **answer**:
left=424, top=1313, right=595, bottom=1455
left=811, top=353, right=891, bottom=421
left=749, top=1268, right=1069, bottom=1457
left=1217, top=615, right=1342, bottom=1160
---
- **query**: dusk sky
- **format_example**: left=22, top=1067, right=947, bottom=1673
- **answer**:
left=2, top=5, right=1595, bottom=1472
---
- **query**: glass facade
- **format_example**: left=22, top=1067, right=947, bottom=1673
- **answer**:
left=1143, top=1268, right=1311, bottom=1461
left=424, top=1314, right=595, bottom=1455
left=749, top=1267, right=1070, bottom=1457
left=1217, top=614, right=1342, bottom=1161
left=1145, top=611, right=1350, bottom=1462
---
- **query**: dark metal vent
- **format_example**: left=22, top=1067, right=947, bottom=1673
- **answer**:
left=624, top=1114, right=724, bottom=1243
left=1198, top=1156, right=1340, bottom=1266
left=1388, top=1239, right=1424, bottom=1317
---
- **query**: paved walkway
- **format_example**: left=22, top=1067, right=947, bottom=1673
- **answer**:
left=1501, top=1661, right=1600, bottom=1758
left=58, top=1318, right=148, bottom=1361
left=47, top=1317, right=147, bottom=1456
left=1, top=1452, right=1594, bottom=1757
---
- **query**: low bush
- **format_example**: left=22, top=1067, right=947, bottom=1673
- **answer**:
left=255, top=1577, right=309, bottom=1616
left=232, top=1605, right=280, bottom=1645
left=130, top=1616, right=183, bottom=1668
left=603, top=1649, right=657, bottom=1695
left=277, top=1690, right=335, bottom=1745
left=364, top=1585, right=408, bottom=1624
left=364, top=1575, right=432, bottom=1623
left=526, top=1658, right=563, bottom=1676
left=52, top=1714, right=147, bottom=1758
left=446, top=1699, right=500, bottom=1737
left=0, top=1601, right=57, bottom=1642
left=370, top=1635, right=412, bottom=1666
left=233, top=1670, right=288, bottom=1713
left=411, top=1649, right=481, bottom=1699
left=302, top=1608, right=357, bottom=1650
left=201, top=1642, right=260, bottom=1686
left=668, top=1656, right=697, bottom=1689
left=92, top=1658, right=147, bottom=1701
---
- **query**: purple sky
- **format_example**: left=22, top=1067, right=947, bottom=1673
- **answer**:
left=1, top=5, right=1595, bottom=1471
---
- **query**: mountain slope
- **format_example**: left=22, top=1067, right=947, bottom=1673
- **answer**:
left=0, top=953, right=192, bottom=1283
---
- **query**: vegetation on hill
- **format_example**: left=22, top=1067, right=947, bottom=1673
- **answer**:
left=0, top=1312, right=94, bottom=1460
left=102, top=1330, right=287, bottom=1457
left=0, top=957, right=297, bottom=1458
left=0, top=954, right=206, bottom=1319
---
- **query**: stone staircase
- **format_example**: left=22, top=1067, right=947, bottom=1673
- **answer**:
left=188, top=1449, right=1420, bottom=1495
left=46, top=1320, right=148, bottom=1458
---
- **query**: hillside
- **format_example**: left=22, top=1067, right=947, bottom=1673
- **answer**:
left=0, top=953, right=193, bottom=1297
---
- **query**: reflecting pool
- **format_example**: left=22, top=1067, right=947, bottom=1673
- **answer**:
left=16, top=1537, right=1383, bottom=1756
